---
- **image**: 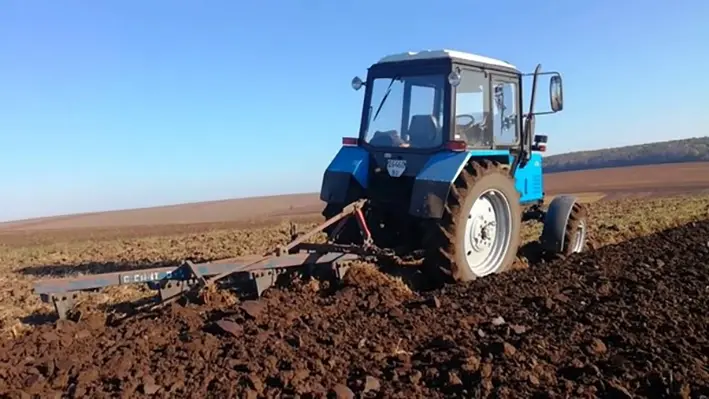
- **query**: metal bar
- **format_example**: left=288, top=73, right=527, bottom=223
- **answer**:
left=296, top=242, right=376, bottom=256
left=202, top=199, right=368, bottom=287
left=283, top=199, right=367, bottom=253
left=329, top=217, right=349, bottom=241
left=204, top=252, right=276, bottom=286
left=354, top=207, right=373, bottom=245
left=33, top=252, right=359, bottom=296
left=185, top=260, right=207, bottom=285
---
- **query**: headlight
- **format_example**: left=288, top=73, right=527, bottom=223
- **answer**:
left=351, top=76, right=364, bottom=91
left=448, top=70, right=461, bottom=87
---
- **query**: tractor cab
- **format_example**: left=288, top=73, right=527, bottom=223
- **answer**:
left=350, top=50, right=563, bottom=156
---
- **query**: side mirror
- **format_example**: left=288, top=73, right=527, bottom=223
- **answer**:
left=550, top=75, right=563, bottom=112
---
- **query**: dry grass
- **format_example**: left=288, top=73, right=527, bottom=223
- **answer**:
left=1, top=194, right=709, bottom=339
left=521, top=194, right=709, bottom=244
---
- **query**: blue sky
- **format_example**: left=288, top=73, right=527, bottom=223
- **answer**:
left=1, top=0, right=708, bottom=221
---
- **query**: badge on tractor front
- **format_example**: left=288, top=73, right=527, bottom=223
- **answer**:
left=386, top=159, right=406, bottom=177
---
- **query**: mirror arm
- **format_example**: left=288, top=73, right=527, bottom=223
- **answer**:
left=524, top=64, right=541, bottom=150
left=509, top=64, right=541, bottom=178
left=531, top=110, right=556, bottom=116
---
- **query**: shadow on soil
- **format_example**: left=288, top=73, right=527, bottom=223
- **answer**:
left=19, top=295, right=161, bottom=328
left=19, top=312, right=58, bottom=328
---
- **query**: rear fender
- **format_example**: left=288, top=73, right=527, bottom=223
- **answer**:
left=540, top=195, right=578, bottom=252
left=408, top=150, right=515, bottom=219
left=320, top=146, right=369, bottom=204
left=408, top=151, right=472, bottom=218
left=409, top=150, right=516, bottom=219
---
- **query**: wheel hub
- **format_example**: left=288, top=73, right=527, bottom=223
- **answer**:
left=463, top=189, right=513, bottom=277
left=469, top=214, right=497, bottom=251
left=571, top=220, right=587, bottom=253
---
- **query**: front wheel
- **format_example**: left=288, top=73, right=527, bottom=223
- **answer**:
left=562, top=202, right=588, bottom=255
left=423, top=160, right=522, bottom=282
left=539, top=197, right=590, bottom=257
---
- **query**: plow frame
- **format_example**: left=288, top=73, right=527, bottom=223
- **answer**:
left=33, top=200, right=377, bottom=319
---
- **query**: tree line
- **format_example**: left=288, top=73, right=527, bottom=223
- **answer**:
left=542, top=136, right=709, bottom=173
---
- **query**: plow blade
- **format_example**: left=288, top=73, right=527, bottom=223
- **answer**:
left=34, top=251, right=360, bottom=320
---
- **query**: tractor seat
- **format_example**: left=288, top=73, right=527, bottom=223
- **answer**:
left=408, top=115, right=440, bottom=148
left=370, top=129, right=405, bottom=147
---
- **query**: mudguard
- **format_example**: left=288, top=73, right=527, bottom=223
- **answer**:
left=408, top=151, right=472, bottom=218
left=540, top=194, right=578, bottom=252
left=409, top=149, right=532, bottom=219
left=319, top=146, right=369, bottom=204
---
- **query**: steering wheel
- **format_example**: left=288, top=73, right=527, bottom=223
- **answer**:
left=455, top=114, right=476, bottom=127
left=455, top=114, right=490, bottom=145
left=455, top=114, right=478, bottom=142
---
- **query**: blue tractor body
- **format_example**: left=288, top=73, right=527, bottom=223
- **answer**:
left=318, top=50, right=588, bottom=282
left=321, top=147, right=544, bottom=217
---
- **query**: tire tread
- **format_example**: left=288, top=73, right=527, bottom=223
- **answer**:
left=423, top=159, right=521, bottom=281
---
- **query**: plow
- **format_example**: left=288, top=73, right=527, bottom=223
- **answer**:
left=33, top=49, right=590, bottom=319
left=34, top=200, right=370, bottom=319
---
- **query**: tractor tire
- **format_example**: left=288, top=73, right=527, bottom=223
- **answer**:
left=423, top=160, right=522, bottom=282
left=321, top=203, right=362, bottom=244
left=560, top=202, right=588, bottom=256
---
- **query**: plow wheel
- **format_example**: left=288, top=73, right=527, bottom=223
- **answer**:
left=424, top=160, right=522, bottom=282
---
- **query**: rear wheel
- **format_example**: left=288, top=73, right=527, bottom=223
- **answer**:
left=424, top=160, right=522, bottom=282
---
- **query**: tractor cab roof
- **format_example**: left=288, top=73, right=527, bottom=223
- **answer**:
left=375, top=49, right=519, bottom=74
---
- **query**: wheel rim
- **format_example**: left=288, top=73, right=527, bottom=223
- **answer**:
left=571, top=220, right=587, bottom=253
left=463, top=188, right=513, bottom=277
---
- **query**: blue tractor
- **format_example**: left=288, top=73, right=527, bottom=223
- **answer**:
left=319, top=50, right=589, bottom=282
left=23, top=50, right=594, bottom=319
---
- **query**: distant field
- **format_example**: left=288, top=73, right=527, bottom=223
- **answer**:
left=1, top=162, right=708, bottom=235
left=543, top=161, right=709, bottom=199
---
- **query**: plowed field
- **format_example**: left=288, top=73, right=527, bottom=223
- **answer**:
left=1, top=194, right=709, bottom=398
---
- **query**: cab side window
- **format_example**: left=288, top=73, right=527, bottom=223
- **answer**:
left=491, top=78, right=519, bottom=145
left=454, top=69, right=491, bottom=147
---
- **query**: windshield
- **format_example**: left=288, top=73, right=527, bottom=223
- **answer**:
left=361, top=74, right=446, bottom=149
